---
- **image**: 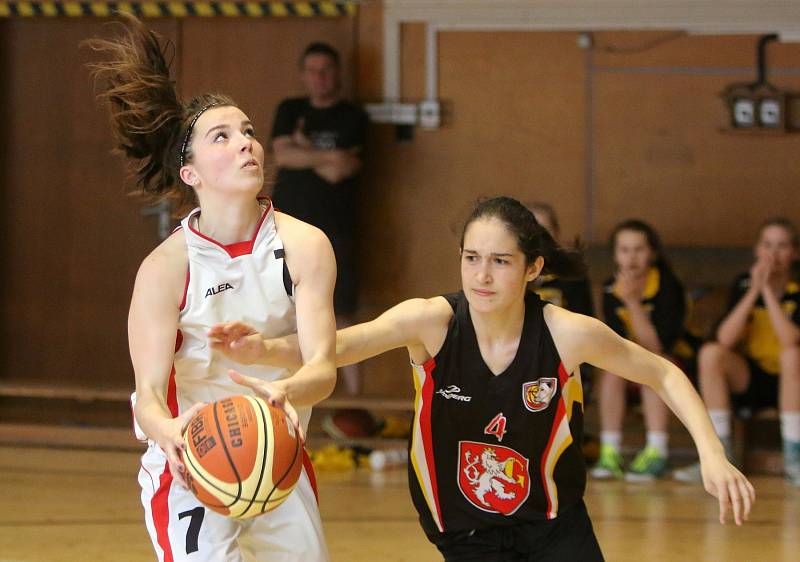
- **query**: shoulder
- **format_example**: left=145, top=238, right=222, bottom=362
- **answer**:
left=274, top=211, right=335, bottom=282
left=543, top=304, right=610, bottom=367
left=657, top=264, right=684, bottom=288
left=134, top=229, right=188, bottom=305
left=274, top=211, right=329, bottom=251
left=397, top=296, right=454, bottom=326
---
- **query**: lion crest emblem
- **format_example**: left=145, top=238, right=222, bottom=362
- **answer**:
left=458, top=441, right=530, bottom=515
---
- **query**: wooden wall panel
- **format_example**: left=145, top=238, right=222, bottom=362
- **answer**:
left=0, top=19, right=179, bottom=389
left=591, top=33, right=800, bottom=245
left=0, top=15, right=355, bottom=392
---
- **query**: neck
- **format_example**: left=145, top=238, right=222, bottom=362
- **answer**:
left=469, top=295, right=526, bottom=344
left=310, top=93, right=339, bottom=108
left=194, top=197, right=264, bottom=245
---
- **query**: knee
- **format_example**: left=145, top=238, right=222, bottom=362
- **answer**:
left=698, top=342, right=727, bottom=370
left=780, top=345, right=800, bottom=375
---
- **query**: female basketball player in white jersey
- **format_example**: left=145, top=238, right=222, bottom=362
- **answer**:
left=87, top=15, right=335, bottom=562
left=211, top=197, right=755, bottom=560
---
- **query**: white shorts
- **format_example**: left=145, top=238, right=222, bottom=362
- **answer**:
left=139, top=442, right=329, bottom=562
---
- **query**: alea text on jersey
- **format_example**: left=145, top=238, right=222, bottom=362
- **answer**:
left=205, top=282, right=235, bottom=298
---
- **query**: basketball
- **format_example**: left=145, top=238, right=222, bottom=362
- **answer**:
left=182, top=395, right=303, bottom=519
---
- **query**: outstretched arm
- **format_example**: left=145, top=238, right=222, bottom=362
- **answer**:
left=546, top=305, right=756, bottom=526
left=210, top=296, right=451, bottom=370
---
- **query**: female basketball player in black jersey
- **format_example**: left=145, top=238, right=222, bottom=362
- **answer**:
left=211, top=197, right=755, bottom=560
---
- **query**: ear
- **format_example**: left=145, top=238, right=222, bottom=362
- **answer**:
left=179, top=165, right=199, bottom=187
left=526, top=256, right=545, bottom=282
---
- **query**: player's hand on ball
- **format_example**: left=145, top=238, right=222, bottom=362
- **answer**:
left=228, top=369, right=305, bottom=442
left=208, top=321, right=264, bottom=365
left=701, top=455, right=756, bottom=526
left=158, top=402, right=206, bottom=489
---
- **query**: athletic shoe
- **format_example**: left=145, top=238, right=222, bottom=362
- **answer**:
left=589, top=444, right=624, bottom=479
left=672, top=461, right=702, bottom=483
left=784, top=440, right=800, bottom=487
left=674, top=437, right=735, bottom=484
left=625, top=446, right=667, bottom=482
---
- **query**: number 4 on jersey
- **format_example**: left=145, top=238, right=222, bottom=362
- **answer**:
left=484, top=412, right=507, bottom=442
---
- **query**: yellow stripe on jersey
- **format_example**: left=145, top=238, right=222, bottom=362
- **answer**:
left=410, top=362, right=444, bottom=532
left=561, top=369, right=584, bottom=422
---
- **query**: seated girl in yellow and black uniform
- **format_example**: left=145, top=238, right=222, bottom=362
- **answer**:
left=591, top=220, right=687, bottom=481
left=674, top=218, right=800, bottom=486
left=527, top=202, right=594, bottom=318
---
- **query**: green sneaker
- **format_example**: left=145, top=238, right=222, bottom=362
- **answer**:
left=625, top=447, right=667, bottom=482
left=590, top=444, right=624, bottom=479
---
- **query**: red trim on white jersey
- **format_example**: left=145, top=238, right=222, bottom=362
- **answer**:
left=302, top=448, right=319, bottom=504
left=187, top=201, right=272, bottom=259
left=179, top=269, right=190, bottom=312
left=152, top=461, right=175, bottom=562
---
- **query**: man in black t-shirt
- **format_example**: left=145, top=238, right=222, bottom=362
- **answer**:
left=270, top=43, right=370, bottom=429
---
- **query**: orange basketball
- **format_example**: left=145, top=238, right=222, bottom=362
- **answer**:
left=182, top=395, right=303, bottom=519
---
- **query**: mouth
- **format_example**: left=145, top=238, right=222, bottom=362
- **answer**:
left=241, top=159, right=260, bottom=169
left=472, top=289, right=495, bottom=297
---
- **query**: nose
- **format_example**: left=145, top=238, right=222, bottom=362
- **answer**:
left=476, top=260, right=492, bottom=284
left=239, top=134, right=253, bottom=153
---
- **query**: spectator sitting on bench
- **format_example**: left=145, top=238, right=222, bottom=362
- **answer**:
left=674, top=218, right=800, bottom=486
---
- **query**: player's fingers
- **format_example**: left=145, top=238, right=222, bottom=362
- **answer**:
left=228, top=369, right=276, bottom=401
left=738, top=477, right=752, bottom=521
left=283, top=401, right=304, bottom=442
left=727, top=480, right=742, bottom=526
left=228, top=369, right=258, bottom=388
left=166, top=445, right=188, bottom=488
left=717, top=483, right=730, bottom=525
left=179, top=402, right=206, bottom=432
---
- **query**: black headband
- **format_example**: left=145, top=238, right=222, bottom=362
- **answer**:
left=179, top=103, right=219, bottom=168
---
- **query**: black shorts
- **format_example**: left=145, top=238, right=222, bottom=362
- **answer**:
left=430, top=501, right=604, bottom=562
left=329, top=232, right=358, bottom=316
left=732, top=358, right=779, bottom=413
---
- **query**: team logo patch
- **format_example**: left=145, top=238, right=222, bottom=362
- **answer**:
left=458, top=441, right=530, bottom=515
left=522, top=378, right=557, bottom=412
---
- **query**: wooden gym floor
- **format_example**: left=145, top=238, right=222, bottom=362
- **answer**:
left=0, top=445, right=797, bottom=562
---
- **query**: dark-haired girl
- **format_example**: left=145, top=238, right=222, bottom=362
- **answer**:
left=591, top=220, right=687, bottom=482
left=87, top=16, right=336, bottom=561
left=211, top=197, right=753, bottom=560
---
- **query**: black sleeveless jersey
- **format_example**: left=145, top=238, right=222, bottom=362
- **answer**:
left=408, top=291, right=586, bottom=537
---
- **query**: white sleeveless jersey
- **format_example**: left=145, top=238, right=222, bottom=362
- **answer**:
left=171, top=202, right=312, bottom=431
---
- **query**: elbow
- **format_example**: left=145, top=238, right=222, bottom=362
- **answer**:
left=320, top=360, right=337, bottom=400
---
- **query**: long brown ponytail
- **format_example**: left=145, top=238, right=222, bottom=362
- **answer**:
left=84, top=14, right=235, bottom=209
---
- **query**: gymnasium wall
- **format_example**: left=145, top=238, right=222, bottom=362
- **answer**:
left=0, top=15, right=356, bottom=390
left=354, top=21, right=800, bottom=396
left=3, top=5, right=800, bottom=400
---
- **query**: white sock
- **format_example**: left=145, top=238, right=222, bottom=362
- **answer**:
left=646, top=431, right=669, bottom=456
left=600, top=431, right=622, bottom=451
left=781, top=412, right=800, bottom=443
left=708, top=410, right=731, bottom=439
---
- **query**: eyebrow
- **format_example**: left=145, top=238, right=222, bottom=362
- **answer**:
left=204, top=120, right=253, bottom=139
left=463, top=249, right=514, bottom=257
